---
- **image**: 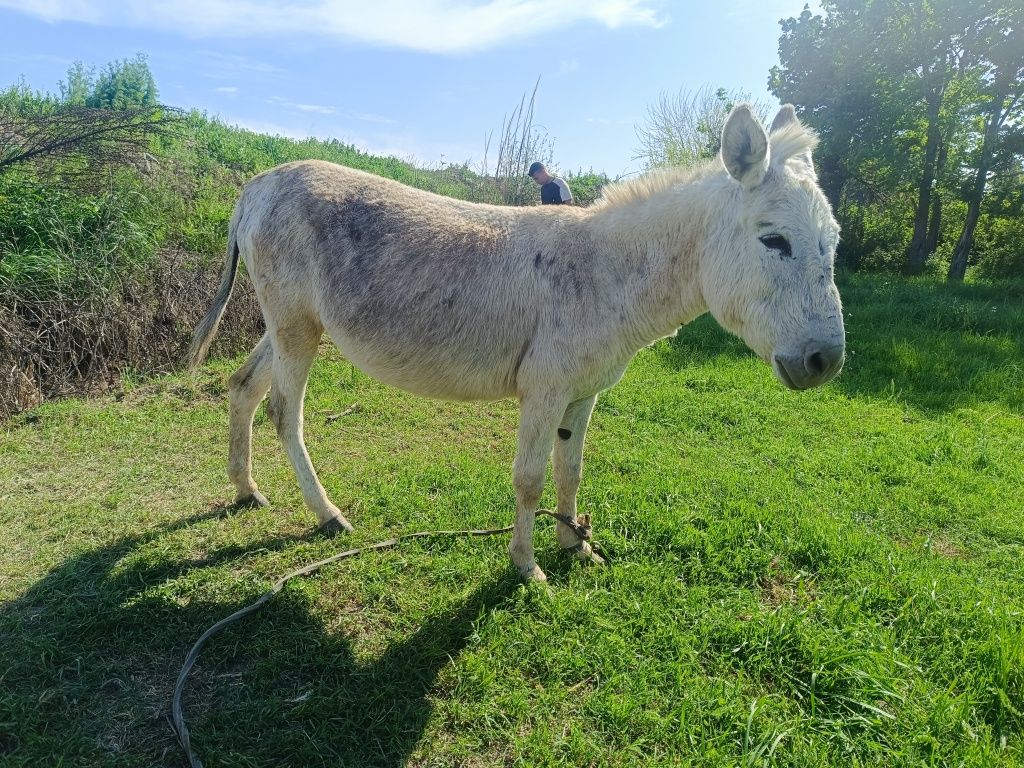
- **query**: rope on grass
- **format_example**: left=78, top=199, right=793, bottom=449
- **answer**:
left=170, top=509, right=594, bottom=768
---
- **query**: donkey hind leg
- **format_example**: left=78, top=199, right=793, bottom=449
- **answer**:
left=552, top=395, right=604, bottom=565
left=267, top=322, right=353, bottom=535
left=228, top=332, right=273, bottom=507
left=509, top=391, right=570, bottom=582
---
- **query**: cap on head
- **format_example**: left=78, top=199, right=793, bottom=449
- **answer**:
left=528, top=162, right=546, bottom=177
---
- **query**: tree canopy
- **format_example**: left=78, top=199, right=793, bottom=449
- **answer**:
left=769, top=0, right=1024, bottom=279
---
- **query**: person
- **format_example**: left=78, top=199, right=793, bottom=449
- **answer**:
left=528, top=162, right=573, bottom=205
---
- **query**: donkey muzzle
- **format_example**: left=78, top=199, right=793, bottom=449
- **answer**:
left=772, top=341, right=844, bottom=390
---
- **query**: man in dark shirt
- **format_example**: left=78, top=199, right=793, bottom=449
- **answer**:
left=528, top=162, right=573, bottom=205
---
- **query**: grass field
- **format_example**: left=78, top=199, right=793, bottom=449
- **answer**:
left=1, top=276, right=1022, bottom=767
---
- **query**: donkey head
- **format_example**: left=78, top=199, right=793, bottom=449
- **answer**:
left=699, top=103, right=845, bottom=390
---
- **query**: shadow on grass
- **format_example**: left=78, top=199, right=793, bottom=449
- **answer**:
left=0, top=505, right=519, bottom=767
left=655, top=277, right=1024, bottom=413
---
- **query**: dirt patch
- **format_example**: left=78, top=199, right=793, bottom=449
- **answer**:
left=927, top=536, right=964, bottom=558
left=760, top=557, right=817, bottom=609
left=895, top=533, right=967, bottom=558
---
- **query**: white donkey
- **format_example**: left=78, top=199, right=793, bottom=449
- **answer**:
left=190, top=104, right=844, bottom=582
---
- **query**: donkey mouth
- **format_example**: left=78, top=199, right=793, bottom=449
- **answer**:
left=772, top=343, right=844, bottom=390
left=772, top=357, right=801, bottom=390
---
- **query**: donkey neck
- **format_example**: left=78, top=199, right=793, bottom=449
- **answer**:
left=584, top=169, right=721, bottom=350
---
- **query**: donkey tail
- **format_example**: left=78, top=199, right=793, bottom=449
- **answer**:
left=188, top=204, right=243, bottom=370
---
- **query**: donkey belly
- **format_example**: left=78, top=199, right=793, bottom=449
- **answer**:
left=323, top=315, right=528, bottom=401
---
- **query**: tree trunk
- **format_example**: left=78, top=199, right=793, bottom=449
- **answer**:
left=925, top=137, right=947, bottom=256
left=817, top=152, right=847, bottom=212
left=839, top=197, right=864, bottom=272
left=905, top=88, right=942, bottom=274
left=948, top=88, right=1006, bottom=281
left=947, top=199, right=981, bottom=281
left=925, top=191, right=942, bottom=256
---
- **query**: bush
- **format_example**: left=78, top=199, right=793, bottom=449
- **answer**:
left=971, top=215, right=1024, bottom=280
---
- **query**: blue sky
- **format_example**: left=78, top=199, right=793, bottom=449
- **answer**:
left=0, top=1, right=818, bottom=178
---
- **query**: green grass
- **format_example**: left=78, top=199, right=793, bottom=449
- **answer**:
left=1, top=275, right=1022, bottom=766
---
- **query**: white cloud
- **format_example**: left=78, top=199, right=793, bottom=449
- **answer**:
left=0, top=1, right=665, bottom=53
left=214, top=85, right=238, bottom=94
left=193, top=51, right=282, bottom=74
left=228, top=118, right=312, bottom=140
left=349, top=111, right=397, bottom=125
left=559, top=58, right=580, bottom=74
left=295, top=103, right=337, bottom=115
left=266, top=96, right=396, bottom=124
left=267, top=95, right=335, bottom=114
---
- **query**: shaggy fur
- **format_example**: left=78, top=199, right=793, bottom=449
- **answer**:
left=190, top=104, right=845, bottom=582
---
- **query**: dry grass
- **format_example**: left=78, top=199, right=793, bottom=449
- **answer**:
left=0, top=247, right=263, bottom=418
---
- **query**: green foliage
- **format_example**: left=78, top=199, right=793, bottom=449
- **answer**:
left=53, top=55, right=159, bottom=110
left=58, top=61, right=93, bottom=107
left=86, top=54, right=158, bottom=110
left=972, top=214, right=1024, bottom=279
left=635, top=86, right=770, bottom=170
left=564, top=170, right=609, bottom=206
left=0, top=169, right=156, bottom=299
left=770, top=0, right=1024, bottom=280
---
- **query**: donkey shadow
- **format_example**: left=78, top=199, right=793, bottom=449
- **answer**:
left=0, top=505, right=522, bottom=767
left=655, top=280, right=1023, bottom=414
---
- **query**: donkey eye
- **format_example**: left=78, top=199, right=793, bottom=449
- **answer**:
left=758, top=234, right=792, bottom=257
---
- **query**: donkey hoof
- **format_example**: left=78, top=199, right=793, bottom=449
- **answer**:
left=517, top=562, right=548, bottom=583
left=234, top=490, right=270, bottom=509
left=318, top=515, right=354, bottom=537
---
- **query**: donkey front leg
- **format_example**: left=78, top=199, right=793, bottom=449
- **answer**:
left=267, top=322, right=353, bottom=535
left=552, top=395, right=604, bottom=565
left=509, top=391, right=569, bottom=582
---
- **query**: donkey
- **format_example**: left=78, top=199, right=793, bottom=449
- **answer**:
left=189, top=104, right=844, bottom=582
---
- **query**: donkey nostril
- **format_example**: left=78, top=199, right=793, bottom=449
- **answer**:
left=806, top=350, right=827, bottom=376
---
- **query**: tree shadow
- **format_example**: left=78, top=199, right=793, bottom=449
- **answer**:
left=197, top=571, right=520, bottom=767
left=0, top=505, right=520, bottom=767
left=654, top=279, right=1024, bottom=414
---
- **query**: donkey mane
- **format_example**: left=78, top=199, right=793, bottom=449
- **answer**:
left=595, top=119, right=819, bottom=211
left=768, top=121, right=819, bottom=166
left=593, top=164, right=716, bottom=210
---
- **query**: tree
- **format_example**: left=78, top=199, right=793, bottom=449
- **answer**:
left=770, top=4, right=882, bottom=210
left=86, top=54, right=158, bottom=110
left=634, top=86, right=769, bottom=170
left=948, top=1, right=1024, bottom=280
left=0, top=103, right=178, bottom=178
left=770, top=0, right=1015, bottom=276
left=889, top=0, right=989, bottom=274
left=0, top=57, right=175, bottom=182
left=58, top=61, right=94, bottom=107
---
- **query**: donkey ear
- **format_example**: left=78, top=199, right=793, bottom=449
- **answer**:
left=721, top=104, right=769, bottom=188
left=770, top=103, right=798, bottom=133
